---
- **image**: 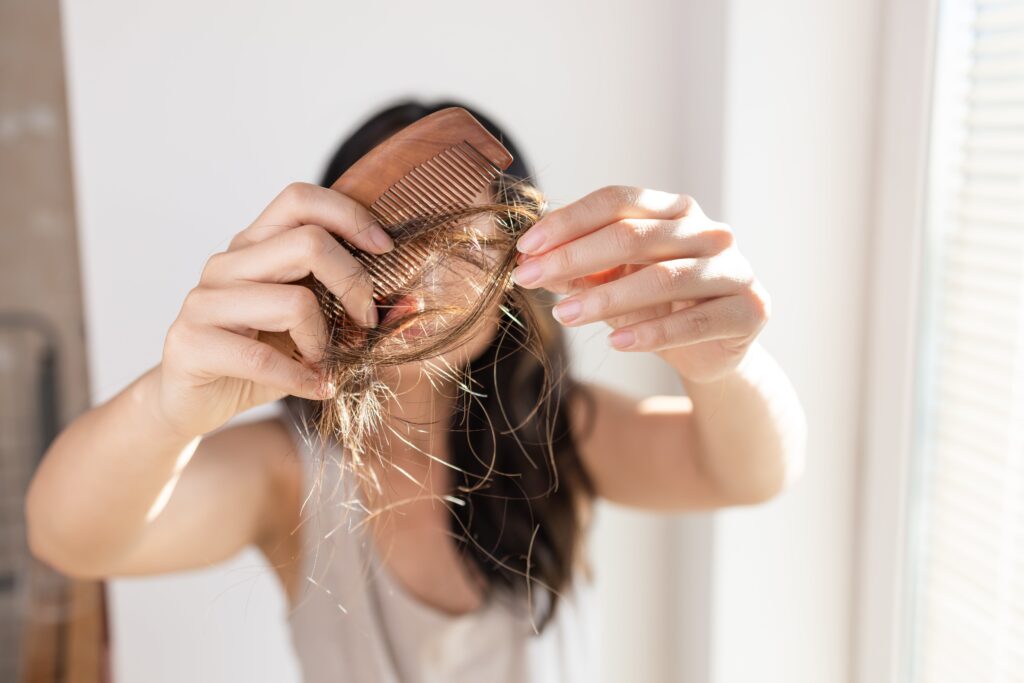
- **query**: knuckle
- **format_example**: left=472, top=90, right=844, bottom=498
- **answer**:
left=294, top=224, right=330, bottom=259
left=645, top=320, right=670, bottom=349
left=676, top=193, right=697, bottom=216
left=241, top=341, right=277, bottom=373
left=604, top=185, right=642, bottom=209
left=281, top=181, right=315, bottom=205
left=284, top=286, right=320, bottom=321
left=590, top=285, right=614, bottom=317
left=199, top=252, right=226, bottom=283
left=682, top=307, right=713, bottom=337
left=553, top=246, right=578, bottom=274
left=164, top=319, right=195, bottom=354
left=726, top=248, right=755, bottom=285
left=652, top=261, right=689, bottom=292
left=705, top=222, right=735, bottom=251
left=746, top=282, right=772, bottom=323
left=182, top=285, right=208, bottom=312
left=609, top=220, right=642, bottom=254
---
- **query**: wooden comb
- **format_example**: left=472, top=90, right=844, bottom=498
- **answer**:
left=259, top=107, right=515, bottom=363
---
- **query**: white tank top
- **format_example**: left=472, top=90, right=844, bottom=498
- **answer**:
left=280, top=416, right=599, bottom=683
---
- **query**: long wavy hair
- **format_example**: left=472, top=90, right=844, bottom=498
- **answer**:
left=284, top=101, right=595, bottom=631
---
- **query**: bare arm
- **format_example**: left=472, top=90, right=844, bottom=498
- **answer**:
left=572, top=341, right=806, bottom=510
left=25, top=367, right=295, bottom=577
left=512, top=186, right=807, bottom=510
left=25, top=182, right=392, bottom=580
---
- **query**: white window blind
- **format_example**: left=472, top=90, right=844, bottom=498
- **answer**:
left=906, top=0, right=1024, bottom=680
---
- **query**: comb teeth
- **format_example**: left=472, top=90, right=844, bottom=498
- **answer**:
left=350, top=141, right=502, bottom=303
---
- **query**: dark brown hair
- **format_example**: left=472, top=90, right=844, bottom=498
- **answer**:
left=285, top=101, right=595, bottom=631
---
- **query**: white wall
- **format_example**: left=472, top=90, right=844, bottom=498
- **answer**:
left=59, top=1, right=719, bottom=681
left=709, top=1, right=881, bottom=681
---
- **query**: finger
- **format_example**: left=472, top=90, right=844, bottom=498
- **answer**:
left=230, top=182, right=394, bottom=254
left=515, top=186, right=697, bottom=255
left=531, top=264, right=631, bottom=296
left=605, top=294, right=765, bottom=352
left=187, top=283, right=330, bottom=364
left=533, top=265, right=629, bottom=297
left=549, top=258, right=743, bottom=327
left=202, top=224, right=378, bottom=328
left=511, top=219, right=733, bottom=289
left=512, top=250, right=606, bottom=294
left=187, top=325, right=331, bottom=400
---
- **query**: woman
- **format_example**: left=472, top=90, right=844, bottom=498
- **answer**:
left=25, top=101, right=807, bottom=682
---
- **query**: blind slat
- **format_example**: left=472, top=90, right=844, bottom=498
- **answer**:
left=907, top=0, right=1024, bottom=680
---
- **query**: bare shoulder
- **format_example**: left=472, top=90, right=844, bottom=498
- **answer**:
left=201, top=413, right=297, bottom=460
left=216, top=415, right=305, bottom=598
left=184, top=414, right=305, bottom=597
left=184, top=413, right=305, bottom=550
left=84, top=412, right=305, bottom=579
left=198, top=414, right=304, bottom=524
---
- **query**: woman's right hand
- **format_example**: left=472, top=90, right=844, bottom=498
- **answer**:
left=155, top=182, right=395, bottom=438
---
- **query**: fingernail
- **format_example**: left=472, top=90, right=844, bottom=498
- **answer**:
left=608, top=329, right=635, bottom=349
left=369, top=224, right=394, bottom=253
left=511, top=261, right=542, bottom=286
left=516, top=228, right=545, bottom=254
left=552, top=299, right=581, bottom=324
left=364, top=301, right=379, bottom=328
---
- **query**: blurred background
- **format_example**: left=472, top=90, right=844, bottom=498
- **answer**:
left=2, top=0, right=1021, bottom=681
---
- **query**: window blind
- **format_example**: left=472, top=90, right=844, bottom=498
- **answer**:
left=908, top=1, right=1024, bottom=680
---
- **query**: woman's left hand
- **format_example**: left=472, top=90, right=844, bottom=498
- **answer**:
left=511, top=186, right=771, bottom=384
